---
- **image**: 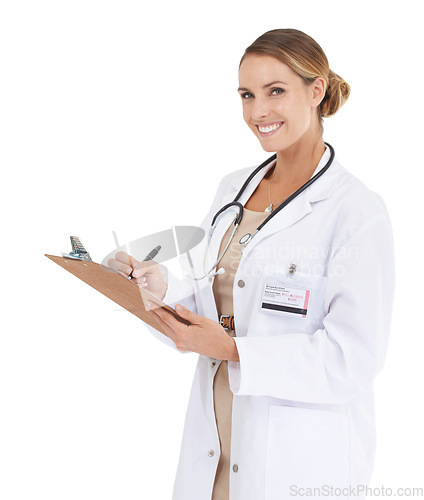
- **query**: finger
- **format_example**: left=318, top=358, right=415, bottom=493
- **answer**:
left=115, top=251, right=140, bottom=268
left=132, top=259, right=158, bottom=278
left=133, top=275, right=147, bottom=285
left=174, top=304, right=200, bottom=324
left=149, top=310, right=178, bottom=342
left=107, top=258, right=133, bottom=276
left=146, top=302, right=182, bottom=330
left=132, top=267, right=148, bottom=279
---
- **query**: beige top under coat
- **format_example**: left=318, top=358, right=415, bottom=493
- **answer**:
left=211, top=208, right=268, bottom=500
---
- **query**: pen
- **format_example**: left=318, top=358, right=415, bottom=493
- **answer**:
left=128, top=245, right=161, bottom=279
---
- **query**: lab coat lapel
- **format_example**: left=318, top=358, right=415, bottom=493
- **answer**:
left=211, top=148, right=340, bottom=265
left=206, top=149, right=340, bottom=266
left=237, top=189, right=313, bottom=260
left=240, top=156, right=341, bottom=259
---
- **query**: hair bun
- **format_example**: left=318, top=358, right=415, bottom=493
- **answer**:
left=320, top=70, right=351, bottom=118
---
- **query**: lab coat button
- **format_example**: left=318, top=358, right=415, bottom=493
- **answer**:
left=237, top=280, right=245, bottom=288
left=208, top=450, right=215, bottom=457
left=232, top=464, right=239, bottom=472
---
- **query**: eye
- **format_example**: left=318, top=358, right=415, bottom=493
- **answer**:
left=271, top=87, right=285, bottom=96
left=240, top=92, right=253, bottom=100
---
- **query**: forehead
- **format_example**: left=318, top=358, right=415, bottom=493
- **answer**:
left=238, top=54, right=299, bottom=86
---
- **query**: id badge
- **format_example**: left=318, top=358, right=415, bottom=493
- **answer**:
left=261, top=283, right=311, bottom=318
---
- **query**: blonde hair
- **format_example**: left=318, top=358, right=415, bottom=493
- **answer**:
left=240, top=29, right=350, bottom=126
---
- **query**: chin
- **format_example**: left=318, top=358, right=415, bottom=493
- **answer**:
left=259, top=143, right=277, bottom=153
left=259, top=135, right=303, bottom=154
left=257, top=137, right=289, bottom=153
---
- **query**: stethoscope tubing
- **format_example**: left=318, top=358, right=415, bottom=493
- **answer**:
left=193, top=142, right=335, bottom=280
left=254, top=142, right=335, bottom=232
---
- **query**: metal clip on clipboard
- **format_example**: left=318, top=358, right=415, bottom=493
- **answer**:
left=61, top=236, right=92, bottom=262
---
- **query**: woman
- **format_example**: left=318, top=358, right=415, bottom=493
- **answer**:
left=109, top=29, right=395, bottom=500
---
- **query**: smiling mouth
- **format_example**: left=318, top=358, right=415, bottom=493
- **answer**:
left=255, top=122, right=284, bottom=136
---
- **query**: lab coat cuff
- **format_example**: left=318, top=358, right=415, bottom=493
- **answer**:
left=228, top=337, right=249, bottom=395
left=144, top=271, right=195, bottom=354
left=163, top=270, right=194, bottom=309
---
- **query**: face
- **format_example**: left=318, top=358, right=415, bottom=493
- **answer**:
left=238, top=54, right=325, bottom=153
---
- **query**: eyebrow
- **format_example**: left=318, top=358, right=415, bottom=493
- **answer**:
left=237, top=80, right=288, bottom=92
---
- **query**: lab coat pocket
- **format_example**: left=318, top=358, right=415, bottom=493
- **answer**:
left=265, top=405, right=350, bottom=499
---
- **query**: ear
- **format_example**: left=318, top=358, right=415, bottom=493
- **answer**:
left=310, top=77, right=326, bottom=108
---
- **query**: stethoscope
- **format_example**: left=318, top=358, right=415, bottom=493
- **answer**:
left=191, top=142, right=335, bottom=281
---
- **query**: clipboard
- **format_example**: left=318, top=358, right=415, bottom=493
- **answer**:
left=45, top=254, right=190, bottom=333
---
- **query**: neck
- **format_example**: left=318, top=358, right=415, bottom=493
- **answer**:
left=271, top=133, right=326, bottom=186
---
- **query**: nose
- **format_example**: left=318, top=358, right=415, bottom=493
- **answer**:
left=250, top=96, right=269, bottom=120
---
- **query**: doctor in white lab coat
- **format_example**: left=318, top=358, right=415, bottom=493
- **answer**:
left=109, top=29, right=395, bottom=500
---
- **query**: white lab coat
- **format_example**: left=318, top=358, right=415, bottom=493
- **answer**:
left=146, top=146, right=395, bottom=500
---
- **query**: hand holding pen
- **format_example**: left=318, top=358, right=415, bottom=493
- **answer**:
left=128, top=245, right=161, bottom=279
left=107, top=245, right=168, bottom=301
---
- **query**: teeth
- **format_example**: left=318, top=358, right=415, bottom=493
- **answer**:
left=258, top=122, right=282, bottom=133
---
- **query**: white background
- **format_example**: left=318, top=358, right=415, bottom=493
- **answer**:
left=1, top=0, right=423, bottom=498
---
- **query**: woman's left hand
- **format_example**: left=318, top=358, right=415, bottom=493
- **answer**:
left=147, top=302, right=240, bottom=362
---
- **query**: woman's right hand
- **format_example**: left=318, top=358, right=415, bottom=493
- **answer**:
left=107, top=251, right=168, bottom=301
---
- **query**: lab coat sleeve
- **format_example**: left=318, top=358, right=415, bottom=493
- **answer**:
left=228, top=212, right=396, bottom=404
left=142, top=268, right=197, bottom=353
